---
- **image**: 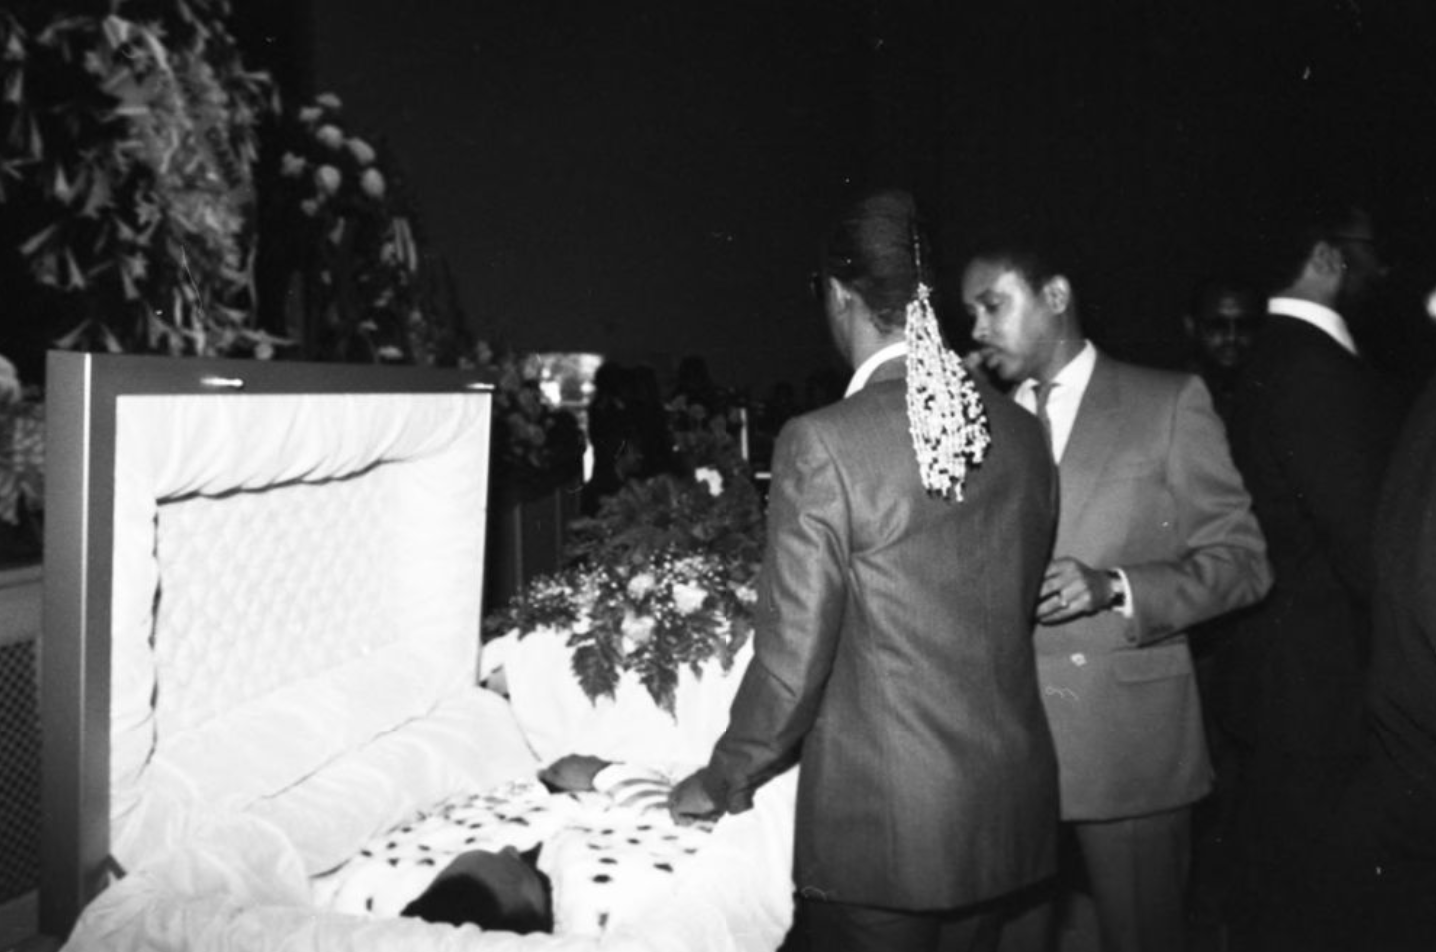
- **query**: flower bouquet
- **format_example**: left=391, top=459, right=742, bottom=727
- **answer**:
left=485, top=547, right=757, bottom=714
left=485, top=401, right=765, bottom=714
left=269, top=92, right=456, bottom=364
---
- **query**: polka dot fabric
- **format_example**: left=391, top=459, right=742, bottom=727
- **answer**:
left=315, top=776, right=715, bottom=936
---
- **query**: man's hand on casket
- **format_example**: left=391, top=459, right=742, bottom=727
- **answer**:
left=668, top=768, right=724, bottom=825
left=539, top=754, right=612, bottom=792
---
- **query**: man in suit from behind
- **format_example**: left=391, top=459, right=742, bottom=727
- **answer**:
left=669, top=190, right=1061, bottom=952
left=1272, top=364, right=1436, bottom=952
left=1220, top=199, right=1405, bottom=950
left=961, top=239, right=1271, bottom=952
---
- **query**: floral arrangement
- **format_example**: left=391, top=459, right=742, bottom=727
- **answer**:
left=0, top=0, right=280, bottom=357
left=268, top=92, right=462, bottom=366
left=485, top=398, right=766, bottom=713
left=485, top=545, right=757, bottom=713
left=0, top=355, right=43, bottom=529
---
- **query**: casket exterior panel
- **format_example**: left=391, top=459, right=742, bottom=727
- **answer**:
left=40, top=355, right=525, bottom=936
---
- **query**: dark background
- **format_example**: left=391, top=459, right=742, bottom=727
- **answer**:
left=14, top=0, right=1436, bottom=397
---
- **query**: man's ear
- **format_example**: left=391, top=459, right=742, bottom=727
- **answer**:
left=1042, top=275, right=1072, bottom=314
left=1310, top=240, right=1345, bottom=279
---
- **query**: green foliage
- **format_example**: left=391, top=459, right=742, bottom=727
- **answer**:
left=0, top=0, right=280, bottom=356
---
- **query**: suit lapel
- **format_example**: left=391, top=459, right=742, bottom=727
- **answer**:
left=1057, top=352, right=1121, bottom=536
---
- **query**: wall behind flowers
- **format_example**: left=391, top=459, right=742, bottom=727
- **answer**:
left=308, top=0, right=877, bottom=397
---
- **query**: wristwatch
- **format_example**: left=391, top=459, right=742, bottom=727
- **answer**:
left=1105, top=569, right=1128, bottom=611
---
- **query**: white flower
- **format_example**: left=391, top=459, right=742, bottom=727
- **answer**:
left=315, top=92, right=343, bottom=110
left=671, top=581, right=707, bottom=616
left=347, top=137, right=376, bottom=165
left=316, top=124, right=344, bottom=149
left=621, top=611, right=656, bottom=652
left=627, top=572, right=656, bottom=598
left=300, top=199, right=319, bottom=217
left=361, top=168, right=385, bottom=199
left=280, top=152, right=307, bottom=177
left=315, top=165, right=341, bottom=195
left=298, top=106, right=321, bottom=124
left=694, top=466, right=724, bottom=497
left=0, top=355, right=20, bottom=404
left=376, top=345, right=404, bottom=361
left=735, top=583, right=757, bottom=605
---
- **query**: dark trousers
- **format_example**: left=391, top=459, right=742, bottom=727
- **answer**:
left=998, top=807, right=1191, bottom=952
left=1238, top=752, right=1436, bottom=952
left=792, top=894, right=1007, bottom=952
left=1225, top=747, right=1363, bottom=950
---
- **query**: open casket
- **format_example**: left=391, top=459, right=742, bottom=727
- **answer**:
left=39, top=352, right=795, bottom=951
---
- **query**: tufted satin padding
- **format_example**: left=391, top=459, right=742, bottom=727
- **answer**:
left=108, top=392, right=493, bottom=871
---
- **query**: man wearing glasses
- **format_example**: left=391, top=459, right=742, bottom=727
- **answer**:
left=1219, top=197, right=1405, bottom=950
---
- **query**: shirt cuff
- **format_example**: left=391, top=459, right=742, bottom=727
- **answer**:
left=1110, top=567, right=1134, bottom=618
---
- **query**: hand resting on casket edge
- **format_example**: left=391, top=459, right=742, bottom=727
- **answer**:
left=541, top=755, right=683, bottom=816
left=668, top=767, right=724, bottom=826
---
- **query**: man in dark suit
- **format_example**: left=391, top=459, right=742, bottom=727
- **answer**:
left=962, top=241, right=1271, bottom=952
left=670, top=191, right=1060, bottom=952
left=1220, top=200, right=1404, bottom=950
left=1277, top=369, right=1436, bottom=952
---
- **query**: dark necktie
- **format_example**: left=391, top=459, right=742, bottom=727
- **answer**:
left=1033, top=379, right=1056, bottom=459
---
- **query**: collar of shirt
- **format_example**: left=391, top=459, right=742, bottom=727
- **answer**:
left=1268, top=296, right=1358, bottom=356
left=1015, top=340, right=1096, bottom=462
left=845, top=342, right=908, bottom=397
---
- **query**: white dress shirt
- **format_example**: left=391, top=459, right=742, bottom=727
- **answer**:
left=1014, top=340, right=1097, bottom=463
left=845, top=342, right=908, bottom=397
left=1268, top=296, right=1359, bottom=356
left=1015, top=340, right=1133, bottom=616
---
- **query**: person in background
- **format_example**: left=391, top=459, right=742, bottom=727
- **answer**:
left=581, top=362, right=642, bottom=515
left=1221, top=196, right=1405, bottom=951
left=580, top=362, right=675, bottom=515
left=962, top=237, right=1270, bottom=952
left=1178, top=271, right=1265, bottom=926
left=670, top=189, right=1060, bottom=952
left=1183, top=274, right=1265, bottom=425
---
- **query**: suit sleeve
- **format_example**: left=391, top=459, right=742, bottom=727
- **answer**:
left=1123, top=376, right=1273, bottom=645
left=703, top=416, right=849, bottom=813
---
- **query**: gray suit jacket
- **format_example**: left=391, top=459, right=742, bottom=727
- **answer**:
left=704, top=357, right=1060, bottom=910
left=1036, top=351, right=1271, bottom=820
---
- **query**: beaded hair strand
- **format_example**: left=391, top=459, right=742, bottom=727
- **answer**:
left=903, top=223, right=992, bottom=502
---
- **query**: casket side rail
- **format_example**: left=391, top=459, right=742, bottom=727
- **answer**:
left=37, top=352, right=493, bottom=943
